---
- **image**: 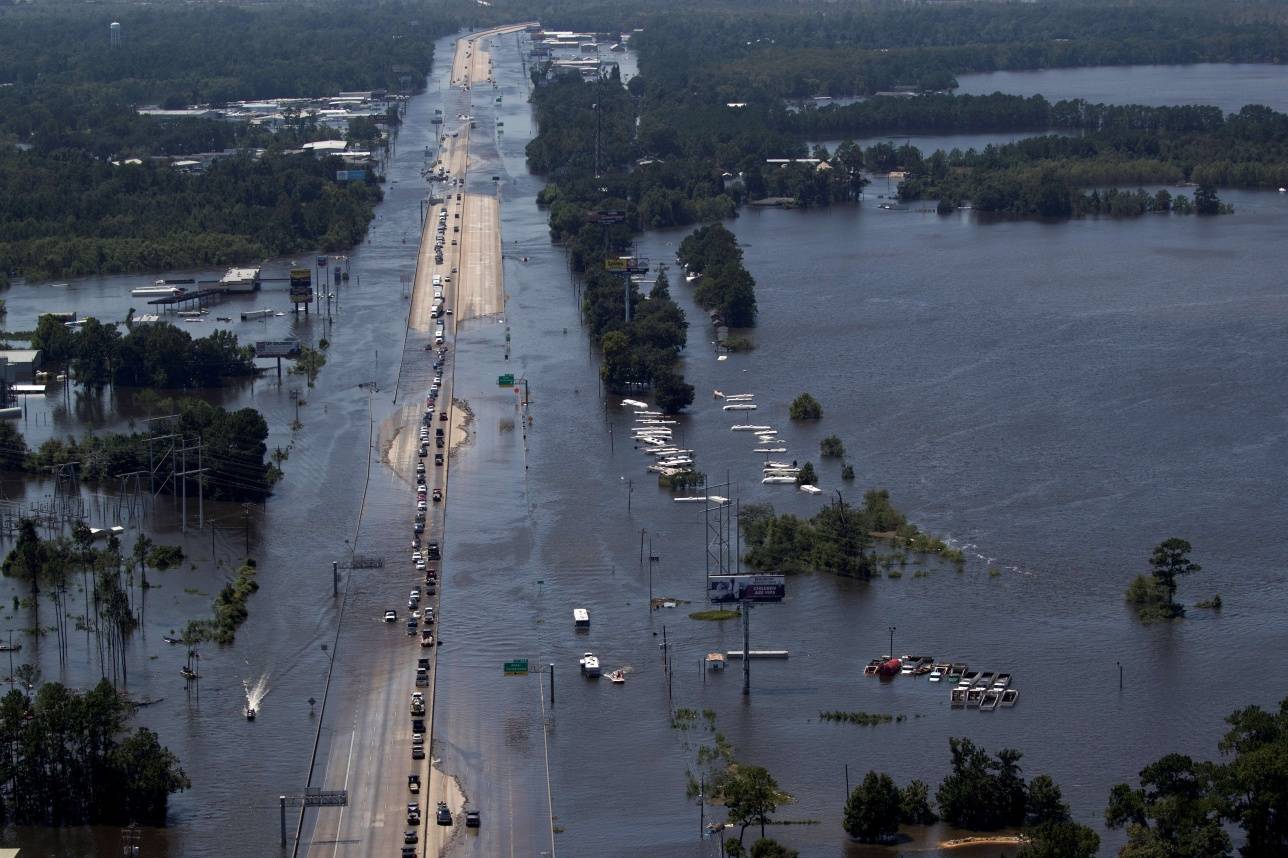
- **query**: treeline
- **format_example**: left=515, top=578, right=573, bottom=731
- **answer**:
left=0, top=149, right=380, bottom=279
left=0, top=2, right=463, bottom=104
left=740, top=489, right=962, bottom=578
left=677, top=224, right=757, bottom=328
left=11, top=398, right=275, bottom=502
left=0, top=680, right=189, bottom=826
left=32, top=318, right=257, bottom=388
left=626, top=0, right=1288, bottom=99
left=785, top=94, right=1228, bottom=137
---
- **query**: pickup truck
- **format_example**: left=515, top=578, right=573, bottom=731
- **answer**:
left=408, top=774, right=421, bottom=794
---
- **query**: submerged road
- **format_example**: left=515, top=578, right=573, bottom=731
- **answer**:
left=299, top=23, right=531, bottom=858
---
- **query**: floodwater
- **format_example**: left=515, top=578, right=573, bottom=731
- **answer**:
left=956, top=63, right=1288, bottom=113
left=1, top=52, right=1286, bottom=858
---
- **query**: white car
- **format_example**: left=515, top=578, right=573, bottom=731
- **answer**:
left=384, top=610, right=397, bottom=623
left=417, top=501, right=428, bottom=512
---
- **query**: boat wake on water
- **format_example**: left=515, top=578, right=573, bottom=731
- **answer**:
left=243, top=672, right=271, bottom=718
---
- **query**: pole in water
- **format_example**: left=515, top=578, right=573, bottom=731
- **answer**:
left=1117, top=660, right=1123, bottom=689
left=549, top=663, right=555, bottom=705
left=845, top=763, right=850, bottom=797
left=332, top=561, right=338, bottom=598
left=742, top=604, right=751, bottom=696
left=280, top=795, right=287, bottom=847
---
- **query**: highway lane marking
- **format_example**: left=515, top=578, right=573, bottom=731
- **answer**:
left=331, top=727, right=358, bottom=858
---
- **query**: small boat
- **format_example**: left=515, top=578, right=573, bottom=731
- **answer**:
left=974, top=672, right=996, bottom=687
left=0, top=643, right=21, bottom=653
left=959, top=670, right=979, bottom=686
left=621, top=399, right=648, bottom=408
left=863, top=659, right=881, bottom=676
left=579, top=652, right=601, bottom=678
left=966, top=687, right=985, bottom=707
left=723, top=394, right=755, bottom=401
left=573, top=608, right=590, bottom=629
left=161, top=636, right=182, bottom=645
left=1000, top=689, right=1019, bottom=708
left=608, top=669, right=625, bottom=684
left=949, top=662, right=968, bottom=680
left=800, top=485, right=822, bottom=495
left=762, top=476, right=796, bottom=484
left=245, top=707, right=257, bottom=721
left=180, top=666, right=198, bottom=680
left=876, top=657, right=901, bottom=678
left=992, top=673, right=1012, bottom=689
left=722, top=403, right=757, bottom=411
left=980, top=689, right=1001, bottom=711
left=763, top=461, right=794, bottom=469
left=950, top=686, right=968, bottom=707
left=753, top=448, right=787, bottom=453
left=731, top=425, right=771, bottom=432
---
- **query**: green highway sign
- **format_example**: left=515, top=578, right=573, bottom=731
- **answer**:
left=497, top=373, right=515, bottom=386
left=503, top=659, right=529, bottom=675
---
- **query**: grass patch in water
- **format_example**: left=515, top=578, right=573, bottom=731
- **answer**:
left=689, top=609, right=740, bottom=621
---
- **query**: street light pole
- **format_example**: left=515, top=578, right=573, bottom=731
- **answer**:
left=889, top=625, right=896, bottom=659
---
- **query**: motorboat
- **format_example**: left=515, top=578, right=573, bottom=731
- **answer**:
left=799, top=485, right=822, bottom=495
left=579, top=652, right=601, bottom=677
left=980, top=689, right=1001, bottom=711
left=180, top=666, right=198, bottom=680
left=1000, top=689, right=1019, bottom=708
left=966, top=687, right=985, bottom=707
left=723, top=403, right=757, bottom=411
left=245, top=706, right=257, bottom=721
left=762, top=476, right=796, bottom=484
left=608, top=669, right=625, bottom=684
left=730, top=425, right=771, bottom=432
left=950, top=686, right=968, bottom=707
left=754, top=448, right=788, bottom=453
left=992, top=673, right=1012, bottom=689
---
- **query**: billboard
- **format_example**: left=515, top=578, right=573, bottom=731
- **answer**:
left=604, top=257, right=628, bottom=272
left=289, top=268, right=314, bottom=303
left=255, top=340, right=302, bottom=358
left=335, top=170, right=366, bottom=182
left=708, top=574, right=785, bottom=603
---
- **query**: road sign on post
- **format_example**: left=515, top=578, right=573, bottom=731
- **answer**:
left=605, top=257, right=628, bottom=272
left=503, top=659, right=529, bottom=675
left=497, top=373, right=515, bottom=386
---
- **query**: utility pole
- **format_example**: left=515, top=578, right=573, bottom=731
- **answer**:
left=742, top=604, right=751, bottom=696
left=242, top=503, right=251, bottom=558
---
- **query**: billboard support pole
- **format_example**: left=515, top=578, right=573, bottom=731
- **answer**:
left=742, top=603, right=751, bottom=696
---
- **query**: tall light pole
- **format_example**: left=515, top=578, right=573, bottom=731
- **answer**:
left=888, top=625, right=896, bottom=659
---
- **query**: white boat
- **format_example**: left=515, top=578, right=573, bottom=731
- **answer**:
left=674, top=495, right=729, bottom=504
left=723, top=394, right=755, bottom=401
left=622, top=399, right=648, bottom=408
left=723, top=404, right=757, bottom=411
left=608, top=669, right=625, bottom=684
left=763, top=466, right=799, bottom=473
left=131, top=284, right=185, bottom=297
left=177, top=309, right=207, bottom=317
left=573, top=608, right=590, bottom=629
left=799, top=485, right=822, bottom=495
left=762, top=476, right=797, bottom=485
left=764, top=461, right=794, bottom=469
left=635, top=419, right=676, bottom=425
left=634, top=410, right=663, bottom=416
left=731, top=425, right=771, bottom=432
left=753, top=447, right=787, bottom=453
left=579, top=652, right=601, bottom=677
left=1000, top=689, right=1019, bottom=708
left=659, top=457, right=693, bottom=466
left=241, top=309, right=274, bottom=321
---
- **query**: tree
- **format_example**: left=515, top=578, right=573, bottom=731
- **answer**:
left=654, top=368, right=694, bottom=414
left=1194, top=184, right=1222, bottom=215
left=843, top=771, right=901, bottom=842
left=749, top=839, right=797, bottom=858
left=1017, top=821, right=1100, bottom=858
left=1106, top=753, right=1231, bottom=858
left=1216, top=698, right=1288, bottom=857
left=936, top=738, right=1027, bottom=830
left=820, top=435, right=845, bottom=458
left=788, top=393, right=822, bottom=420
left=841, top=463, right=855, bottom=481
left=720, top=765, right=781, bottom=846
left=795, top=462, right=818, bottom=486
left=900, top=779, right=938, bottom=825
left=1150, top=538, right=1201, bottom=612
left=0, top=421, right=28, bottom=470
left=289, top=346, right=327, bottom=387
left=1025, top=774, right=1070, bottom=826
